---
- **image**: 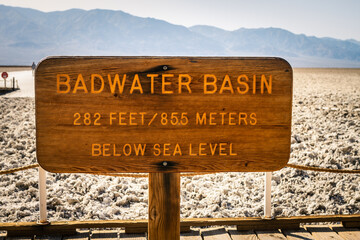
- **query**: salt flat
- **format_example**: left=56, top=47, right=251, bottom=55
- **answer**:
left=1, top=70, right=34, bottom=97
left=0, top=68, right=359, bottom=222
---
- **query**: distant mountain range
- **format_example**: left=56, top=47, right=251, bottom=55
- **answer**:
left=1, top=4, right=360, bottom=67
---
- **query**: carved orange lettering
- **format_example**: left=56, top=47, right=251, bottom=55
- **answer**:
left=153, top=144, right=161, bottom=156
left=261, top=74, right=272, bottom=94
left=73, top=74, right=88, bottom=93
left=92, top=144, right=101, bottom=156
left=91, top=74, right=104, bottom=93
left=219, top=75, right=234, bottom=94
left=178, top=74, right=192, bottom=93
left=230, top=143, right=237, bottom=156
left=237, top=74, right=249, bottom=94
left=250, top=112, right=257, bottom=125
left=204, top=74, right=217, bottom=94
left=103, top=144, right=111, bottom=156
left=239, top=113, right=248, bottom=125
left=189, top=144, right=197, bottom=156
left=56, top=74, right=71, bottom=93
left=130, top=74, right=143, bottom=94
left=173, top=144, right=182, bottom=156
left=219, top=143, right=227, bottom=156
left=147, top=74, right=158, bottom=94
left=209, top=143, right=218, bottom=156
left=113, top=144, right=121, bottom=156
left=118, top=112, right=127, bottom=125
left=162, top=74, right=174, bottom=94
left=163, top=143, right=171, bottom=156
left=134, top=144, right=146, bottom=156
left=108, top=74, right=126, bottom=94
left=129, top=112, right=137, bottom=125
left=209, top=112, right=217, bottom=125
left=199, top=143, right=207, bottom=156
left=196, top=112, right=207, bottom=125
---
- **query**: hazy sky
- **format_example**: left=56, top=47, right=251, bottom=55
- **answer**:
left=1, top=0, right=360, bottom=41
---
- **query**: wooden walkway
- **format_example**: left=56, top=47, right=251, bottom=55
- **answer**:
left=1, top=225, right=360, bottom=240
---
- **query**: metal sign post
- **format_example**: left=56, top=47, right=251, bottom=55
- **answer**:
left=2, top=72, right=8, bottom=88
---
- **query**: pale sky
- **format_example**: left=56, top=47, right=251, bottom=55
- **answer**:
left=1, top=0, right=360, bottom=41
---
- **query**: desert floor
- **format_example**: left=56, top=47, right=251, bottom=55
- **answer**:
left=0, top=68, right=359, bottom=222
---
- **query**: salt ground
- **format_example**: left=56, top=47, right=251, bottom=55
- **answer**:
left=0, top=70, right=34, bottom=97
left=0, top=69, right=359, bottom=222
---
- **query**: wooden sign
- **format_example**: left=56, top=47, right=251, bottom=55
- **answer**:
left=35, top=57, right=293, bottom=173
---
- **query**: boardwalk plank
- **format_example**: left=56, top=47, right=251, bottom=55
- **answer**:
left=228, top=229, right=258, bottom=240
left=256, top=230, right=287, bottom=240
left=331, top=226, right=360, bottom=240
left=282, top=228, right=315, bottom=240
left=119, top=230, right=146, bottom=240
left=180, top=230, right=202, bottom=240
left=6, top=236, right=34, bottom=240
left=305, top=226, right=343, bottom=240
left=63, top=230, right=90, bottom=240
left=34, top=235, right=62, bottom=240
left=0, top=232, right=6, bottom=240
left=91, top=230, right=118, bottom=240
left=201, top=227, right=231, bottom=240
left=342, top=222, right=360, bottom=228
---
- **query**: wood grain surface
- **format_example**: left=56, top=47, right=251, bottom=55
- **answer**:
left=35, top=57, right=292, bottom=173
left=201, top=227, right=232, bottom=240
left=305, top=226, right=344, bottom=240
left=148, top=172, right=180, bottom=240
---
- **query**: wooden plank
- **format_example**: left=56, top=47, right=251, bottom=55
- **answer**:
left=6, top=229, right=76, bottom=237
left=124, top=227, right=147, bottom=234
left=34, top=235, right=62, bottom=240
left=256, top=230, right=287, bottom=240
left=228, top=229, right=258, bottom=240
left=90, top=230, right=118, bottom=239
left=35, top=56, right=293, bottom=173
left=62, top=230, right=90, bottom=240
left=282, top=228, right=315, bottom=240
left=6, top=237, right=33, bottom=240
left=0, top=215, right=359, bottom=233
left=0, top=220, right=147, bottom=232
left=331, top=226, right=360, bottom=240
left=305, top=226, right=343, bottom=240
left=181, top=214, right=360, bottom=227
left=148, top=172, right=180, bottom=240
left=237, top=222, right=299, bottom=231
left=124, top=225, right=190, bottom=234
left=119, top=230, right=146, bottom=239
left=180, top=230, right=202, bottom=240
left=201, top=227, right=231, bottom=240
left=342, top=221, right=360, bottom=228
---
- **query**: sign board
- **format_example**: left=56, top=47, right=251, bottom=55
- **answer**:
left=35, top=57, right=293, bottom=173
left=1, top=72, right=8, bottom=79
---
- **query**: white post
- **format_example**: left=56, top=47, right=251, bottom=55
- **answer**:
left=38, top=166, right=48, bottom=223
left=264, top=172, right=272, bottom=218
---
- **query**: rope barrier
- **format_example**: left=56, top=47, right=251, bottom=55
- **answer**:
left=0, top=164, right=212, bottom=177
left=91, top=172, right=148, bottom=178
left=0, top=164, right=39, bottom=175
left=92, top=172, right=212, bottom=178
left=1, top=163, right=360, bottom=176
left=285, top=163, right=360, bottom=174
